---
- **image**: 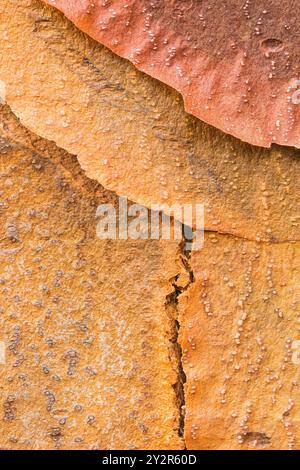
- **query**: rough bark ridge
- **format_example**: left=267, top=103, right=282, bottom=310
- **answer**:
left=165, top=242, right=195, bottom=441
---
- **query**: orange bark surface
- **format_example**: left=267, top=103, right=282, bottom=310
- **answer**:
left=179, top=233, right=300, bottom=449
left=0, top=104, right=184, bottom=450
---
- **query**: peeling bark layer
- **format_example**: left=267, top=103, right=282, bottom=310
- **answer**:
left=0, top=1, right=299, bottom=451
left=0, top=0, right=299, bottom=243
left=0, top=104, right=184, bottom=450
left=179, top=233, right=300, bottom=450
left=42, top=0, right=300, bottom=148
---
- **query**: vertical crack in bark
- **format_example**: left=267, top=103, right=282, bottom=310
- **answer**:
left=165, top=237, right=194, bottom=444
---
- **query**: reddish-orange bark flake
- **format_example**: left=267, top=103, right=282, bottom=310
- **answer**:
left=43, top=0, right=300, bottom=148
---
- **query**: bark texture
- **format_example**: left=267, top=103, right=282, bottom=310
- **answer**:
left=0, top=0, right=299, bottom=450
